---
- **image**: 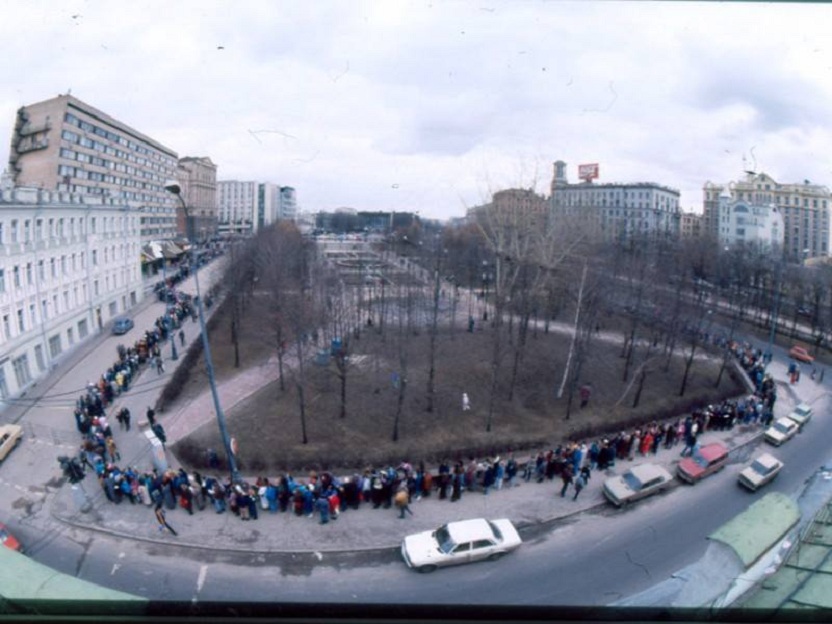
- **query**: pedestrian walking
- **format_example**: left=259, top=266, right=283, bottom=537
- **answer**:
left=155, top=503, right=178, bottom=536
left=572, top=472, right=586, bottom=501
left=462, top=392, right=471, bottom=411
left=179, top=329, right=186, bottom=347
left=122, top=407, right=131, bottom=432
left=155, top=355, right=165, bottom=375
left=146, top=406, right=156, bottom=427
left=151, top=423, right=167, bottom=446
left=394, top=486, right=413, bottom=518
left=560, top=465, right=574, bottom=497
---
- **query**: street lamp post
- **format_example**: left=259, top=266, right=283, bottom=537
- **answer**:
left=160, top=256, right=178, bottom=361
left=165, top=181, right=240, bottom=483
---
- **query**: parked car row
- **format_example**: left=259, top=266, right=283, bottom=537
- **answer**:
left=764, top=402, right=812, bottom=446
left=602, top=437, right=786, bottom=507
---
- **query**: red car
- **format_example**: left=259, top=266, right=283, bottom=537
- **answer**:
left=789, top=346, right=814, bottom=363
left=0, top=522, right=22, bottom=553
left=677, top=442, right=729, bottom=484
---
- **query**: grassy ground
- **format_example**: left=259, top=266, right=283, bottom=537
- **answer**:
left=171, top=294, right=744, bottom=473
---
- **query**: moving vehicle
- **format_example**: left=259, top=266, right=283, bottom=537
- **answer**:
left=764, top=417, right=799, bottom=446
left=0, top=522, right=22, bottom=553
left=0, top=424, right=23, bottom=462
left=603, top=463, right=673, bottom=507
left=401, top=518, right=521, bottom=572
left=789, top=345, right=814, bottom=363
left=786, top=402, right=813, bottom=428
left=738, top=453, right=784, bottom=491
left=677, top=442, right=729, bottom=484
left=111, top=316, right=135, bottom=335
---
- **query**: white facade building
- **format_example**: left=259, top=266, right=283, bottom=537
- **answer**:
left=549, top=161, right=681, bottom=240
left=0, top=187, right=142, bottom=404
left=218, top=180, right=297, bottom=235
left=717, top=190, right=784, bottom=253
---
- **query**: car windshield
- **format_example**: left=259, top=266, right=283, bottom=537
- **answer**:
left=434, top=526, right=456, bottom=555
left=488, top=521, right=503, bottom=542
left=751, top=461, right=774, bottom=476
left=622, top=472, right=643, bottom=491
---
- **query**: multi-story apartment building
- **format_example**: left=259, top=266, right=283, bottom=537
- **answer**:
left=218, top=181, right=297, bottom=235
left=703, top=172, right=831, bottom=261
left=176, top=156, right=218, bottom=241
left=679, top=211, right=702, bottom=239
left=218, top=180, right=257, bottom=235
left=278, top=186, right=297, bottom=221
left=0, top=187, right=142, bottom=404
left=549, top=160, right=681, bottom=241
left=6, top=94, right=179, bottom=242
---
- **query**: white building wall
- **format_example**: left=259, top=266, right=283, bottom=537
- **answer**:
left=0, top=187, right=142, bottom=404
left=717, top=194, right=784, bottom=253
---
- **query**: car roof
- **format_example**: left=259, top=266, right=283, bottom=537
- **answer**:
left=698, top=442, right=728, bottom=461
left=754, top=453, right=780, bottom=468
left=445, top=518, right=495, bottom=543
left=629, top=463, right=667, bottom=482
left=0, top=424, right=22, bottom=437
left=774, top=416, right=796, bottom=427
left=795, top=403, right=812, bottom=413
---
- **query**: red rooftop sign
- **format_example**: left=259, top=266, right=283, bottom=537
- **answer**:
left=578, top=163, right=599, bottom=182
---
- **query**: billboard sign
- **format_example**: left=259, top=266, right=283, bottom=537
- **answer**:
left=578, top=163, right=599, bottom=181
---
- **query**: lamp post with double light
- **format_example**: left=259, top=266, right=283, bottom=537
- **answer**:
left=165, top=181, right=239, bottom=483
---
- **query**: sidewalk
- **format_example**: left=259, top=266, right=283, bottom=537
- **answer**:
left=49, top=401, right=770, bottom=555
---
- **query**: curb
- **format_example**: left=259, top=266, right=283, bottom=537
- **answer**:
left=48, top=429, right=767, bottom=556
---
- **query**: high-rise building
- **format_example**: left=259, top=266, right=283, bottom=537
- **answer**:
left=176, top=156, right=218, bottom=241
left=549, top=161, right=681, bottom=241
left=6, top=94, right=179, bottom=241
left=703, top=172, right=831, bottom=261
left=218, top=180, right=297, bottom=235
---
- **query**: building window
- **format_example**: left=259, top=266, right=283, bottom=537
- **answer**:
left=38, top=260, right=44, bottom=281
left=34, top=344, right=46, bottom=372
left=78, top=319, right=89, bottom=339
left=92, top=250, right=98, bottom=266
left=50, top=258, right=56, bottom=278
left=0, top=367, right=8, bottom=400
left=67, top=327, right=74, bottom=345
left=61, top=256, right=67, bottom=275
left=13, top=266, right=20, bottom=288
left=12, top=354, right=32, bottom=388
left=41, top=299, right=48, bottom=320
left=0, top=269, right=5, bottom=293
left=2, top=314, right=9, bottom=338
left=17, top=308, right=24, bottom=332
left=35, top=218, right=43, bottom=240
left=48, top=334, right=62, bottom=359
left=25, top=262, right=32, bottom=285
left=10, top=219, right=18, bottom=243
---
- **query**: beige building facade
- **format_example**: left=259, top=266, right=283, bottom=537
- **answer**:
left=176, top=156, right=218, bottom=240
left=7, top=94, right=179, bottom=241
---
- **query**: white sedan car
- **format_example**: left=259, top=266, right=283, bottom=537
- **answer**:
left=603, top=463, right=673, bottom=507
left=786, top=402, right=813, bottom=428
left=764, top=417, right=799, bottom=446
left=401, top=518, right=522, bottom=573
left=738, top=453, right=783, bottom=491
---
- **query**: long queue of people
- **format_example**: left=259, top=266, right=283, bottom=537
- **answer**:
left=77, top=335, right=778, bottom=529
left=64, top=283, right=196, bottom=491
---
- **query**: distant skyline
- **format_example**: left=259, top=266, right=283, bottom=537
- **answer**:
left=2, top=1, right=832, bottom=219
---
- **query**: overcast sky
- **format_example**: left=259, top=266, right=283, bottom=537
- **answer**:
left=2, top=1, right=832, bottom=219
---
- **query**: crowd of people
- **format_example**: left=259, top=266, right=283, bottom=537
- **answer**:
left=66, top=321, right=785, bottom=532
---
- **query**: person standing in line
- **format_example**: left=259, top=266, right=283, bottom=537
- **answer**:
left=155, top=503, right=178, bottom=536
